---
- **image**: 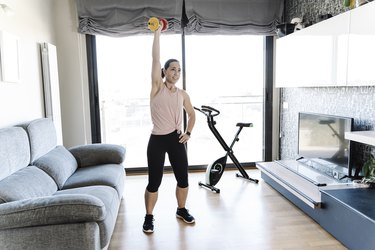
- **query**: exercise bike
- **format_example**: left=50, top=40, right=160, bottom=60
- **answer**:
left=194, top=105, right=259, bottom=193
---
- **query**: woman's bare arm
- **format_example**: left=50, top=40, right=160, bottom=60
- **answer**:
left=150, top=25, right=163, bottom=98
left=179, top=91, right=196, bottom=144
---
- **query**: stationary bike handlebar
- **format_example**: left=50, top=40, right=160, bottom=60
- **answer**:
left=194, top=105, right=220, bottom=117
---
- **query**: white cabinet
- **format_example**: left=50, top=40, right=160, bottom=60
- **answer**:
left=275, top=11, right=350, bottom=88
left=275, top=2, right=375, bottom=88
left=345, top=131, right=375, bottom=146
left=347, top=1, right=375, bottom=86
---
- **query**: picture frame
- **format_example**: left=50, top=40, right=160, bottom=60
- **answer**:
left=0, top=31, right=19, bottom=83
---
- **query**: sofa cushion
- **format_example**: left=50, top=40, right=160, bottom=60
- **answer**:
left=19, top=118, right=57, bottom=163
left=0, top=166, right=57, bottom=204
left=0, top=222, right=101, bottom=250
left=69, top=144, right=126, bottom=168
left=62, top=164, right=125, bottom=198
left=0, top=194, right=105, bottom=230
left=33, top=146, right=78, bottom=189
left=55, top=186, right=120, bottom=249
left=0, top=127, right=30, bottom=181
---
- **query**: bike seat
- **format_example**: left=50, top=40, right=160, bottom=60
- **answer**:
left=236, top=123, right=253, bottom=127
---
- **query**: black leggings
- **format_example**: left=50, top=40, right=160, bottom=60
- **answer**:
left=146, top=130, right=189, bottom=192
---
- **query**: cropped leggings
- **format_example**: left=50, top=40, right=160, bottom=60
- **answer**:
left=146, top=130, right=189, bottom=193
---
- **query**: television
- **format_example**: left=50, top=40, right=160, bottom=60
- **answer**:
left=298, top=112, right=354, bottom=179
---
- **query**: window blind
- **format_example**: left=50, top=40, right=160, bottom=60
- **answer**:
left=76, top=0, right=283, bottom=36
left=76, top=0, right=183, bottom=36
left=184, top=0, right=284, bottom=35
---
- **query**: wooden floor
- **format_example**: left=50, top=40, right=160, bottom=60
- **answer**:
left=108, top=169, right=347, bottom=250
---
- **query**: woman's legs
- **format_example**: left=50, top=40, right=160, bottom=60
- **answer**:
left=176, top=186, right=188, bottom=208
left=167, top=133, right=190, bottom=209
left=145, top=189, right=158, bottom=214
left=145, top=134, right=166, bottom=215
left=144, top=131, right=194, bottom=230
left=144, top=134, right=167, bottom=233
left=145, top=185, right=189, bottom=217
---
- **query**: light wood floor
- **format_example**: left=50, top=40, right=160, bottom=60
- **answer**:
left=108, top=169, right=347, bottom=250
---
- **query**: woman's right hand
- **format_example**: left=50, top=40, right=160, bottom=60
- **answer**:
left=155, top=21, right=163, bottom=33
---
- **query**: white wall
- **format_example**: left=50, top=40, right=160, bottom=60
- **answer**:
left=53, top=0, right=91, bottom=147
left=0, top=0, right=56, bottom=127
left=0, top=0, right=92, bottom=148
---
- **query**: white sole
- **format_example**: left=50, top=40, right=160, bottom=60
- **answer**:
left=143, top=229, right=154, bottom=233
left=176, top=214, right=195, bottom=224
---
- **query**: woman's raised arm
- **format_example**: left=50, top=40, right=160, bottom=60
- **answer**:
left=150, top=25, right=163, bottom=98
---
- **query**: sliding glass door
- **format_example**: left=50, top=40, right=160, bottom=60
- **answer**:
left=185, top=35, right=264, bottom=166
left=95, top=34, right=264, bottom=169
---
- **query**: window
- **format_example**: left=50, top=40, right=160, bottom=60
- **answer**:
left=185, top=35, right=264, bottom=166
left=95, top=34, right=265, bottom=169
left=96, top=34, right=181, bottom=168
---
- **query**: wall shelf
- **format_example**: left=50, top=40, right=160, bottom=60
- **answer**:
left=345, top=131, right=375, bottom=146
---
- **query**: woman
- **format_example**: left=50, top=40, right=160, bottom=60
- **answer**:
left=143, top=21, right=196, bottom=234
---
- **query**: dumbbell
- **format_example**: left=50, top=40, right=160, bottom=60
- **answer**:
left=148, top=17, right=168, bottom=31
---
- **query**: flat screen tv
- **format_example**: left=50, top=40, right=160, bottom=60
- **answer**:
left=298, top=112, right=354, bottom=178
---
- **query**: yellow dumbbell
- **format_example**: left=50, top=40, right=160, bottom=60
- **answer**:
left=148, top=17, right=168, bottom=31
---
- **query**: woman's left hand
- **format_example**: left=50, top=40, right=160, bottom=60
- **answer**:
left=179, top=133, right=190, bottom=144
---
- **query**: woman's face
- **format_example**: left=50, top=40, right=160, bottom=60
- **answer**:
left=164, top=61, right=181, bottom=84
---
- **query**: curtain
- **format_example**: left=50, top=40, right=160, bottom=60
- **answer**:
left=184, top=0, right=284, bottom=35
left=76, top=0, right=284, bottom=36
left=76, top=0, right=184, bottom=36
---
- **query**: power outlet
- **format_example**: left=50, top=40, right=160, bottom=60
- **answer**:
left=282, top=102, right=289, bottom=109
left=332, top=170, right=339, bottom=179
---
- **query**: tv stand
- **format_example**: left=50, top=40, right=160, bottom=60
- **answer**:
left=257, top=160, right=343, bottom=209
left=257, top=160, right=375, bottom=250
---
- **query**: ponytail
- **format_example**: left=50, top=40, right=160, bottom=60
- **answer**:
left=161, top=68, right=165, bottom=78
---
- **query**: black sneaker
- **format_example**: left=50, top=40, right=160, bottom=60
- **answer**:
left=143, top=214, right=154, bottom=233
left=176, top=208, right=195, bottom=224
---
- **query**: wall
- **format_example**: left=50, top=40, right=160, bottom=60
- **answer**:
left=284, top=0, right=346, bottom=25
left=0, top=0, right=91, bottom=148
left=53, top=0, right=91, bottom=147
left=280, top=0, right=375, bottom=169
left=0, top=0, right=56, bottom=127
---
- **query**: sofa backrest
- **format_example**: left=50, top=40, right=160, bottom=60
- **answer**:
left=33, top=146, right=78, bottom=189
left=19, top=118, right=57, bottom=163
left=0, top=127, right=30, bottom=181
left=0, top=124, right=59, bottom=204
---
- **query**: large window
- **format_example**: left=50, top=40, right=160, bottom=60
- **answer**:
left=185, top=35, right=264, bottom=166
left=96, top=34, right=181, bottom=169
left=95, top=34, right=264, bottom=169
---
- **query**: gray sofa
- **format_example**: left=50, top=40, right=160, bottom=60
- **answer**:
left=0, top=118, right=126, bottom=250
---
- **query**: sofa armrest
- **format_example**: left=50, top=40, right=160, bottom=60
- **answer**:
left=0, top=194, right=106, bottom=230
left=69, top=144, right=126, bottom=168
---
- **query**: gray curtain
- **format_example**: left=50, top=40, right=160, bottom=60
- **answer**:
left=76, top=0, right=184, bottom=36
left=184, top=0, right=284, bottom=35
left=76, top=0, right=284, bottom=36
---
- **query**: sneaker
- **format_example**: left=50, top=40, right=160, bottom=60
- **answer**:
left=143, top=214, right=154, bottom=233
left=176, top=208, right=195, bottom=224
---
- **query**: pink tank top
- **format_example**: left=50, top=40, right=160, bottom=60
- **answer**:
left=150, top=84, right=184, bottom=135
